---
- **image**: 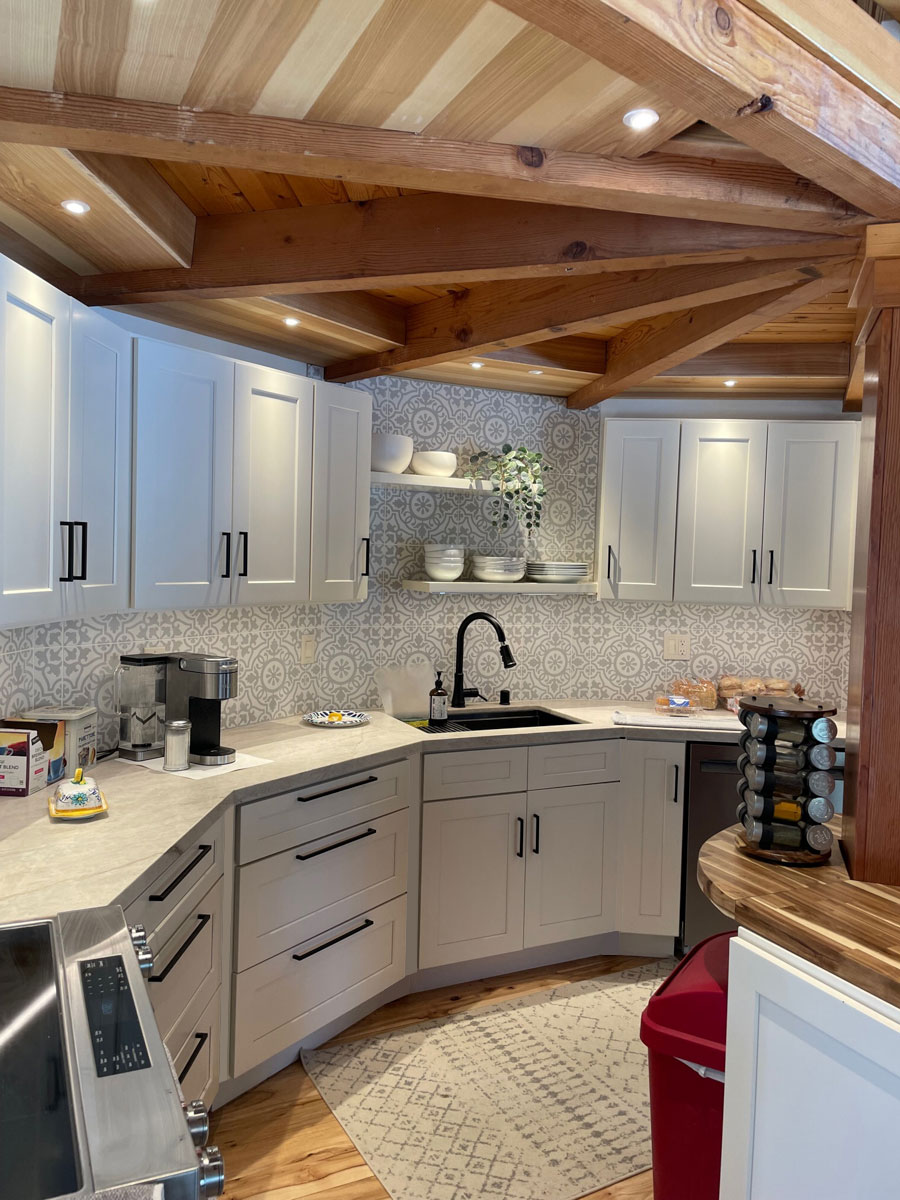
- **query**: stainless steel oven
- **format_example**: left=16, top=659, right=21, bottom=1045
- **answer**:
left=0, top=905, right=225, bottom=1199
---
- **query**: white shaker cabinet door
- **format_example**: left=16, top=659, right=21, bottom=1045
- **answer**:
left=760, top=420, right=858, bottom=610
left=674, top=420, right=767, bottom=604
left=309, top=381, right=372, bottom=603
left=721, top=931, right=900, bottom=1200
left=231, top=364, right=314, bottom=605
left=598, top=419, right=680, bottom=601
left=618, top=740, right=684, bottom=936
left=0, top=258, right=69, bottom=627
left=419, top=793, right=527, bottom=968
left=132, top=340, right=234, bottom=610
left=524, top=784, right=619, bottom=948
left=66, top=304, right=133, bottom=618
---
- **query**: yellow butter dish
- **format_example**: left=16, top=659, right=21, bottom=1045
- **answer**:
left=48, top=766, right=108, bottom=821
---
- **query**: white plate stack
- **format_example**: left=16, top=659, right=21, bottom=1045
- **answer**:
left=526, top=561, right=590, bottom=584
left=471, top=554, right=526, bottom=582
left=424, top=543, right=465, bottom=581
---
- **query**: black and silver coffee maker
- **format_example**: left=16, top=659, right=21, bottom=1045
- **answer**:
left=165, top=653, right=239, bottom=765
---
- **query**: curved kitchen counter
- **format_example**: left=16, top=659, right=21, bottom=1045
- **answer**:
left=699, top=822, right=900, bottom=1009
left=0, top=699, right=769, bottom=924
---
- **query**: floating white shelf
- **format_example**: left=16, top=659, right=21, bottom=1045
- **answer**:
left=371, top=471, right=492, bottom=492
left=402, top=579, right=598, bottom=596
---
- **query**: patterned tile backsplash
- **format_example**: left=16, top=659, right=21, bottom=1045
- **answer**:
left=0, top=373, right=850, bottom=749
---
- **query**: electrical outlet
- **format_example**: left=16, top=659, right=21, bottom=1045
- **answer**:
left=300, top=635, right=317, bottom=665
left=663, top=633, right=691, bottom=661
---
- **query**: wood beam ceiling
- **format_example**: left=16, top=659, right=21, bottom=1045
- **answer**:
left=495, top=0, right=900, bottom=217
left=70, top=192, right=857, bottom=306
left=326, top=256, right=849, bottom=382
left=270, top=293, right=406, bottom=348
left=567, top=268, right=852, bottom=407
left=0, top=86, right=867, bottom=234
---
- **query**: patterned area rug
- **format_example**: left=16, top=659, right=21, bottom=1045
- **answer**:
left=302, top=960, right=673, bottom=1200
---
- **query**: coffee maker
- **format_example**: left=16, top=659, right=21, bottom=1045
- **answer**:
left=165, top=653, right=239, bottom=765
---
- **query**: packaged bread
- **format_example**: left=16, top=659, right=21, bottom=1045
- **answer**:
left=670, top=677, right=718, bottom=710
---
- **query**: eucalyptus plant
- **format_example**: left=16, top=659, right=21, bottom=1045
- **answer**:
left=464, top=444, right=552, bottom=535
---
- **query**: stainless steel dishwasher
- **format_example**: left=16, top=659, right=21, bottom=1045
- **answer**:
left=679, top=742, right=740, bottom=952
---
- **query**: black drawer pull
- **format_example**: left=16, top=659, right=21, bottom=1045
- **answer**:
left=361, top=536, right=371, bottom=577
left=221, top=531, right=232, bottom=579
left=73, top=521, right=88, bottom=581
left=177, top=1032, right=209, bottom=1085
left=532, top=812, right=541, bottom=854
left=515, top=816, right=524, bottom=858
left=297, top=775, right=378, bottom=804
left=292, top=918, right=374, bottom=963
left=238, top=530, right=249, bottom=577
left=672, top=764, right=680, bottom=804
left=148, top=844, right=212, bottom=902
left=148, top=913, right=211, bottom=983
left=750, top=548, right=757, bottom=585
left=296, top=827, right=376, bottom=861
left=59, top=521, right=75, bottom=582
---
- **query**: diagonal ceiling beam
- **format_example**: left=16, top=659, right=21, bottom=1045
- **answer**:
left=0, top=85, right=866, bottom=235
left=326, top=256, right=848, bottom=382
left=71, top=192, right=858, bottom=306
left=495, top=0, right=900, bottom=217
left=567, top=267, right=852, bottom=407
left=270, top=293, right=406, bottom=347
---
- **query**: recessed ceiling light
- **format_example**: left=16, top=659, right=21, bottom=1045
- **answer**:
left=470, top=361, right=484, bottom=369
left=283, top=316, right=301, bottom=327
left=724, top=379, right=737, bottom=387
left=61, top=199, right=90, bottom=215
left=622, top=108, right=660, bottom=132
left=528, top=369, right=544, bottom=375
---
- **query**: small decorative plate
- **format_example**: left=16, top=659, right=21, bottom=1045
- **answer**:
left=304, top=710, right=370, bottom=728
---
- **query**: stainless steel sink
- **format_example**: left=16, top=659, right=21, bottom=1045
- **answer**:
left=404, top=707, right=581, bottom=734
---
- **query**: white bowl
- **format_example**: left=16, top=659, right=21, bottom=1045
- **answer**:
left=425, top=561, right=465, bottom=581
left=371, top=433, right=414, bottom=474
left=424, top=543, right=464, bottom=553
left=411, top=451, right=457, bottom=477
left=473, top=563, right=525, bottom=582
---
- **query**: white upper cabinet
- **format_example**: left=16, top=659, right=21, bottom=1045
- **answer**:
left=760, top=421, right=859, bottom=609
left=66, top=303, right=133, bottom=618
left=309, top=381, right=372, bottom=603
left=0, top=258, right=70, bottom=627
left=133, top=340, right=235, bottom=610
left=674, top=420, right=768, bottom=605
left=231, top=364, right=314, bottom=605
left=598, top=419, right=680, bottom=601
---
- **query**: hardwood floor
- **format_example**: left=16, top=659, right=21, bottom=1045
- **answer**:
left=211, top=953, right=657, bottom=1200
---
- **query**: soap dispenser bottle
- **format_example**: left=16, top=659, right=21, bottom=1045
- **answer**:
left=429, top=671, right=449, bottom=725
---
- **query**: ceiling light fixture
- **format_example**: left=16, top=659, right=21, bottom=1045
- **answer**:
left=61, top=199, right=90, bottom=215
left=470, top=361, right=484, bottom=369
left=622, top=108, right=660, bottom=132
left=724, top=379, right=737, bottom=387
left=283, top=316, right=301, bottom=327
left=528, top=369, right=544, bottom=375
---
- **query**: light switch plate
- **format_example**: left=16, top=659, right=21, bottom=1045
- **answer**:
left=663, top=633, right=691, bottom=660
left=301, top=635, right=317, bottom=665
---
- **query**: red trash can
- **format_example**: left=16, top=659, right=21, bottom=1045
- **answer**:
left=640, top=932, right=734, bottom=1200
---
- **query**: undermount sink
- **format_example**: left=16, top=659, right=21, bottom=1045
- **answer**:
left=405, top=707, right=581, bottom=733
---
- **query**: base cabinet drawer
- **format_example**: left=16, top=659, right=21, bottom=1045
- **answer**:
left=236, top=807, right=408, bottom=970
left=232, top=895, right=407, bottom=1076
left=528, top=739, right=620, bottom=789
left=126, top=818, right=224, bottom=935
left=170, top=987, right=221, bottom=1108
left=148, top=875, right=223, bottom=1042
left=423, top=746, right=527, bottom=801
left=238, top=759, right=410, bottom=864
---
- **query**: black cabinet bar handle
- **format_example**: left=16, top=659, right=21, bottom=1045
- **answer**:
left=607, top=544, right=613, bottom=581
left=293, top=918, right=373, bottom=963
left=515, top=816, right=525, bottom=858
left=532, top=813, right=541, bottom=854
left=221, top=531, right=232, bottom=579
left=59, top=521, right=75, bottom=582
left=238, top=530, right=249, bottom=577
left=148, top=913, right=210, bottom=983
left=750, top=548, right=757, bottom=585
left=73, top=521, right=88, bottom=581
left=767, top=549, right=775, bottom=585
left=296, top=827, right=376, bottom=861
left=148, top=845, right=212, bottom=902
left=672, top=764, right=680, bottom=804
left=177, top=1032, right=209, bottom=1085
left=297, top=775, right=377, bottom=804
left=361, top=536, right=371, bottom=577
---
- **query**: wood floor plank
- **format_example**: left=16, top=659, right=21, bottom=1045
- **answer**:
left=212, top=953, right=658, bottom=1199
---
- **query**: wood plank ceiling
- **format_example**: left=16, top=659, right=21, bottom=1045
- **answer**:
left=0, top=0, right=891, bottom=405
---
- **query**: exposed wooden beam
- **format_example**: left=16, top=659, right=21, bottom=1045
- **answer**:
left=326, top=256, right=849, bottom=382
left=0, top=85, right=866, bottom=234
left=0, top=219, right=81, bottom=291
left=71, top=193, right=856, bottom=305
left=567, top=268, right=851, bottom=408
left=844, top=308, right=870, bottom=410
left=495, top=0, right=900, bottom=217
left=270, top=293, right=406, bottom=347
left=657, top=123, right=777, bottom=165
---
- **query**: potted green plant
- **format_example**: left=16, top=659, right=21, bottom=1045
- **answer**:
left=464, top=444, right=552, bottom=548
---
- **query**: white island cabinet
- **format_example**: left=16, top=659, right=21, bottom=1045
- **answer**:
left=720, top=930, right=900, bottom=1199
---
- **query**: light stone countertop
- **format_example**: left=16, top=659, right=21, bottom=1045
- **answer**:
left=0, top=700, right=843, bottom=924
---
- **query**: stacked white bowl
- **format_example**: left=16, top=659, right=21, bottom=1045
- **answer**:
left=471, top=554, right=526, bottom=583
left=424, top=543, right=465, bottom=582
left=526, top=561, right=590, bottom=583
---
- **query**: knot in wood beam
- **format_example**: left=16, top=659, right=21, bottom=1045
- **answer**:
left=516, top=145, right=545, bottom=169
left=736, top=94, right=774, bottom=117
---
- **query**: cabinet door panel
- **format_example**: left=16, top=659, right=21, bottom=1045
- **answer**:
left=619, top=740, right=684, bottom=935
left=0, top=259, right=69, bottom=626
left=309, top=381, right=371, bottom=603
left=761, top=421, right=858, bottom=610
left=133, top=340, right=234, bottom=610
left=598, top=419, right=680, bottom=601
left=232, top=364, right=313, bottom=604
left=66, top=304, right=132, bottom=617
left=419, top=793, right=526, bottom=968
left=675, top=420, right=767, bottom=604
left=524, top=784, right=618, bottom=948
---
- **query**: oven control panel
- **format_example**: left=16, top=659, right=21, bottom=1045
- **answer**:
left=79, top=955, right=150, bottom=1076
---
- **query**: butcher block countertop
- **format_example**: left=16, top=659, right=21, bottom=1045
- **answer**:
left=699, top=821, right=900, bottom=1009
